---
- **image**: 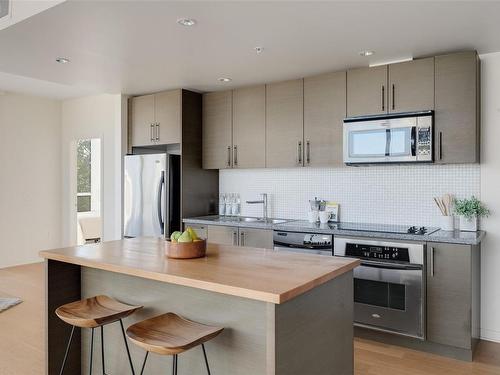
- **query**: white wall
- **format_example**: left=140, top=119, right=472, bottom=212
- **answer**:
left=0, top=93, right=62, bottom=268
left=61, top=94, right=125, bottom=246
left=479, top=52, right=500, bottom=342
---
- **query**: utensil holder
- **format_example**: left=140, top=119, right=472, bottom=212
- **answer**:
left=439, top=215, right=454, bottom=231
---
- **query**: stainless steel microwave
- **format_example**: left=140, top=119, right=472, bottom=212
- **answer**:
left=343, top=111, right=433, bottom=164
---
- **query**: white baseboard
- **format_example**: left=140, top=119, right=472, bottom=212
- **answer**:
left=481, top=328, right=500, bottom=343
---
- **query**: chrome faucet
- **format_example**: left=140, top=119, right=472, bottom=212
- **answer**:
left=246, top=193, right=268, bottom=221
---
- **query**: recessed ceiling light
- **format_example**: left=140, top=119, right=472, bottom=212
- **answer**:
left=254, top=46, right=263, bottom=54
left=177, top=18, right=196, bottom=27
left=218, top=77, right=232, bottom=83
left=359, top=50, right=375, bottom=57
left=55, top=57, right=70, bottom=64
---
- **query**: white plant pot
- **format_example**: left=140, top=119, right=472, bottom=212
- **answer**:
left=459, top=216, right=478, bottom=232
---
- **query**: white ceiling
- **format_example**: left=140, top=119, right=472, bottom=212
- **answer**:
left=1, top=1, right=500, bottom=99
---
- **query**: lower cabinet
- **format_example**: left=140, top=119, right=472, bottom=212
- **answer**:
left=207, top=225, right=273, bottom=249
left=239, top=228, right=274, bottom=249
left=426, top=242, right=479, bottom=349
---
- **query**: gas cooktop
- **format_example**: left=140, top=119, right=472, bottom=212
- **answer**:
left=333, top=222, right=440, bottom=235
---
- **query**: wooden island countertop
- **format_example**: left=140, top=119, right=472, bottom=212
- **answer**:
left=40, top=237, right=359, bottom=304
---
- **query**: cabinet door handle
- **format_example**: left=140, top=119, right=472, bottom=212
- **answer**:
left=233, top=231, right=238, bottom=246
left=306, top=140, right=310, bottom=164
left=240, top=231, right=244, bottom=246
left=156, top=123, right=160, bottom=141
left=227, top=146, right=232, bottom=167
left=150, top=123, right=154, bottom=142
left=438, top=132, right=443, bottom=160
left=234, top=145, right=238, bottom=166
left=298, top=141, right=303, bottom=165
left=429, top=247, right=435, bottom=277
left=382, top=85, right=385, bottom=111
left=392, top=84, right=395, bottom=110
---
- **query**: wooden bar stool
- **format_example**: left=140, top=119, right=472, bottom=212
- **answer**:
left=56, top=295, right=142, bottom=375
left=126, top=313, right=223, bottom=375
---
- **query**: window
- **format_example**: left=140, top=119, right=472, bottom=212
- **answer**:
left=77, top=140, right=92, bottom=212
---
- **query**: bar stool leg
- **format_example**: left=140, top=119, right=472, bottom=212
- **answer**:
left=89, top=328, right=95, bottom=375
left=171, top=354, right=178, bottom=375
left=139, top=352, right=149, bottom=375
left=201, top=344, right=211, bottom=375
left=119, top=319, right=136, bottom=375
left=59, top=325, right=75, bottom=375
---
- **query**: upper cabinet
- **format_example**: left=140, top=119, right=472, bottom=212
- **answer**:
left=232, top=85, right=266, bottom=169
left=434, top=51, right=480, bottom=164
left=130, top=90, right=181, bottom=147
left=347, top=65, right=388, bottom=117
left=265, top=79, right=304, bottom=168
left=202, top=91, right=233, bottom=169
left=304, top=71, right=346, bottom=166
left=347, top=58, right=435, bottom=117
left=388, top=57, right=434, bottom=113
left=130, top=94, right=155, bottom=147
left=200, top=50, right=480, bottom=169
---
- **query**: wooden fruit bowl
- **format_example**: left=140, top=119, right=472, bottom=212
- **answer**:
left=165, top=239, right=207, bottom=259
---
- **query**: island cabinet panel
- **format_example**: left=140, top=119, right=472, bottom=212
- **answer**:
left=347, top=65, right=388, bottom=117
left=265, top=79, right=304, bottom=168
left=154, top=89, right=181, bottom=144
left=232, top=85, right=266, bottom=168
left=130, top=94, right=155, bottom=147
left=202, top=91, right=233, bottom=169
left=388, top=57, right=435, bottom=113
left=207, top=225, right=238, bottom=245
left=239, top=228, right=274, bottom=249
left=434, top=51, right=480, bottom=164
left=426, top=242, right=472, bottom=349
left=304, top=71, right=346, bottom=166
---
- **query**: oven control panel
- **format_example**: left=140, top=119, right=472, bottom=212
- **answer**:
left=345, top=243, right=410, bottom=262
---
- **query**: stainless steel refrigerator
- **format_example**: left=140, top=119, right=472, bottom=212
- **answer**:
left=124, top=153, right=180, bottom=238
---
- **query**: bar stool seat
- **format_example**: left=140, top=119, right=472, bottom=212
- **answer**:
left=126, top=313, right=223, bottom=374
left=56, top=295, right=142, bottom=375
left=56, top=295, right=142, bottom=328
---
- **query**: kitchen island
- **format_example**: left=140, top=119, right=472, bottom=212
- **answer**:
left=40, top=237, right=359, bottom=375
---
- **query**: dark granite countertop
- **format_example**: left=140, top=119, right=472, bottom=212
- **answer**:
left=183, top=216, right=485, bottom=245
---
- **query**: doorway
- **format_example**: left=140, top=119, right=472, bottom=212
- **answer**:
left=75, top=138, right=102, bottom=245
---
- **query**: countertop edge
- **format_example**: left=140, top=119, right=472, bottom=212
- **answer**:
left=183, top=218, right=485, bottom=246
left=39, top=249, right=360, bottom=304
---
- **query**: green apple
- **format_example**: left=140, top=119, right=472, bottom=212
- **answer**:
left=170, top=231, right=182, bottom=241
left=177, top=230, right=193, bottom=243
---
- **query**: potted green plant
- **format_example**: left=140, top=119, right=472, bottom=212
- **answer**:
left=454, top=196, right=490, bottom=231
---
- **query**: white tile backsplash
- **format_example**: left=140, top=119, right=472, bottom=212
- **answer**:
left=220, top=164, right=480, bottom=227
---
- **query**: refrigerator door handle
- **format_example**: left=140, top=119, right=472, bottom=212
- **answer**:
left=157, top=171, right=165, bottom=235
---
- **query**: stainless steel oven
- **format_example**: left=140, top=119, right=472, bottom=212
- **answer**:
left=334, top=236, right=425, bottom=339
left=343, top=111, right=433, bottom=164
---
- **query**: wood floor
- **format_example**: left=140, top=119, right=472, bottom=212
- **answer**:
left=1, top=262, right=499, bottom=375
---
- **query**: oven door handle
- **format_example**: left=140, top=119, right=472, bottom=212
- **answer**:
left=273, top=241, right=332, bottom=250
left=360, top=260, right=422, bottom=271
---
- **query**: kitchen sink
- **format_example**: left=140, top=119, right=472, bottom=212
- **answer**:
left=237, top=217, right=288, bottom=224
